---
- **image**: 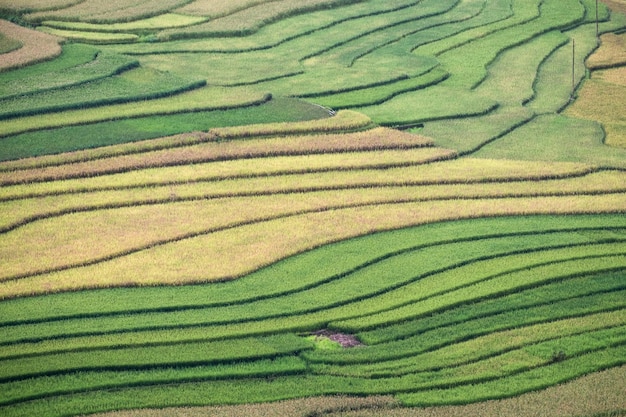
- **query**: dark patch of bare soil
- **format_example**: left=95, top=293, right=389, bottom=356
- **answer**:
left=312, top=329, right=364, bottom=348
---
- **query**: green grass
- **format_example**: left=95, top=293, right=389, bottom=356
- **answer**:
left=4, top=238, right=620, bottom=349
left=0, top=356, right=306, bottom=408
left=1, top=216, right=623, bottom=347
left=308, top=67, right=448, bottom=109
left=472, top=114, right=626, bottom=168
left=357, top=86, right=498, bottom=126
left=0, top=86, right=270, bottom=145
left=41, top=13, right=207, bottom=33
left=435, top=0, right=585, bottom=88
left=0, top=98, right=330, bottom=161
left=0, top=33, right=21, bottom=54
left=37, top=26, right=140, bottom=44
left=0, top=66, right=205, bottom=120
left=0, top=43, right=97, bottom=87
left=3, top=215, right=613, bottom=324
left=416, top=106, right=535, bottom=153
left=313, top=314, right=626, bottom=376
left=0, top=334, right=311, bottom=381
left=0, top=48, right=138, bottom=99
left=359, top=270, right=626, bottom=345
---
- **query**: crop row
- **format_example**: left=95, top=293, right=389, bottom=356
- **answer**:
left=109, top=0, right=423, bottom=54
left=312, top=309, right=626, bottom=376
left=0, top=67, right=205, bottom=120
left=0, top=214, right=620, bottom=324
left=360, top=269, right=626, bottom=345
left=0, top=154, right=594, bottom=201
left=39, top=13, right=208, bottom=34
left=0, top=356, right=306, bottom=408
left=296, top=0, right=459, bottom=64
left=24, top=0, right=192, bottom=24
left=0, top=127, right=430, bottom=183
left=4, top=166, right=623, bottom=238
left=159, top=0, right=370, bottom=39
left=0, top=45, right=138, bottom=100
left=0, top=163, right=615, bottom=278
left=311, top=288, right=626, bottom=366
left=74, top=366, right=624, bottom=417
left=308, top=0, right=505, bottom=68
left=0, top=85, right=270, bottom=140
left=0, top=334, right=311, bottom=382
left=1, top=2, right=608, bottom=145
left=310, top=68, right=449, bottom=109
left=0, top=317, right=622, bottom=403
left=0, top=96, right=351, bottom=162
left=0, top=332, right=623, bottom=416
left=1, top=192, right=624, bottom=298
left=1, top=234, right=624, bottom=350
left=0, top=260, right=623, bottom=408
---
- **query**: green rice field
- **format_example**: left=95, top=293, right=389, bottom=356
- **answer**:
left=0, top=0, right=625, bottom=416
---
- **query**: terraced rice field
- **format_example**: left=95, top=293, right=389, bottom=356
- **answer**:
left=0, top=0, right=625, bottom=416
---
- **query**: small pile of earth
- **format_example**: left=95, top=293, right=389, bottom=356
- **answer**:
left=311, top=329, right=364, bottom=348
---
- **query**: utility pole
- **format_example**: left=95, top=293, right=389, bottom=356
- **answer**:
left=596, top=0, right=599, bottom=38
left=571, top=39, right=576, bottom=100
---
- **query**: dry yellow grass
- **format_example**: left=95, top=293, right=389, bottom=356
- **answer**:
left=569, top=24, right=626, bottom=147
left=2, top=167, right=624, bottom=234
left=0, top=156, right=593, bottom=200
left=566, top=78, right=626, bottom=147
left=84, top=396, right=399, bottom=417
left=586, top=33, right=626, bottom=70
left=0, top=0, right=80, bottom=11
left=0, top=19, right=62, bottom=72
left=601, top=0, right=626, bottom=15
left=596, top=66, right=626, bottom=87
left=25, top=0, right=190, bottom=23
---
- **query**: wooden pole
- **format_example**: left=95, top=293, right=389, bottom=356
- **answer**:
left=571, top=39, right=576, bottom=100
left=596, top=0, right=599, bottom=38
